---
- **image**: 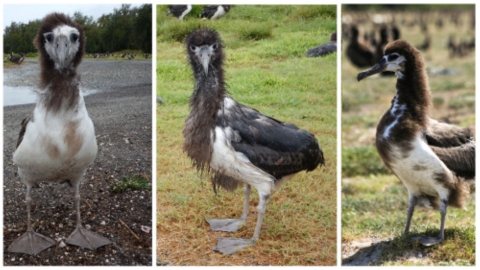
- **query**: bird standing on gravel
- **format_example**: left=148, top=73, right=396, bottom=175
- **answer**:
left=9, top=53, right=26, bottom=64
left=8, top=13, right=112, bottom=255
left=357, top=39, right=475, bottom=246
left=183, top=28, right=324, bottom=255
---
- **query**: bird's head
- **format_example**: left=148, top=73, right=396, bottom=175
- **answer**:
left=357, top=39, right=421, bottom=81
left=185, top=28, right=224, bottom=76
left=35, top=13, right=85, bottom=71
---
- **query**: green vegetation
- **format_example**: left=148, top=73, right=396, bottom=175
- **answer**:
left=3, top=4, right=151, bottom=54
left=111, top=175, right=151, bottom=193
left=342, top=146, right=389, bottom=177
left=342, top=7, right=475, bottom=266
left=157, top=5, right=336, bottom=266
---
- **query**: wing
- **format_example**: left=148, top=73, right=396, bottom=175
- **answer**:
left=16, top=115, right=33, bottom=149
left=425, top=118, right=473, bottom=147
left=425, top=118, right=474, bottom=179
left=306, top=41, right=337, bottom=57
left=430, top=141, right=475, bottom=179
left=168, top=5, right=186, bottom=16
left=201, top=5, right=218, bottom=17
left=217, top=97, right=324, bottom=179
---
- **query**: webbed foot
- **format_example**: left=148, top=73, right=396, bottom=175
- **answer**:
left=212, top=237, right=254, bottom=255
left=411, top=235, right=443, bottom=246
left=8, top=229, right=55, bottom=255
left=206, top=218, right=245, bottom=232
left=66, top=226, right=112, bottom=250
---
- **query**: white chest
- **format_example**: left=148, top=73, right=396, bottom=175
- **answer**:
left=209, top=126, right=275, bottom=196
left=13, top=98, right=97, bottom=184
left=388, top=133, right=451, bottom=201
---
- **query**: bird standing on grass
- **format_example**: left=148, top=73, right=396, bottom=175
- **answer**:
left=167, top=5, right=192, bottom=21
left=346, top=25, right=377, bottom=68
left=201, top=5, right=231, bottom=20
left=8, top=13, right=112, bottom=255
left=183, top=28, right=324, bottom=255
left=357, top=39, right=475, bottom=246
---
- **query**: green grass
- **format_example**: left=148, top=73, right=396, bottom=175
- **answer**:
left=341, top=7, right=475, bottom=266
left=342, top=176, right=475, bottom=266
left=342, top=146, right=390, bottom=177
left=157, top=5, right=336, bottom=266
left=111, top=175, right=151, bottom=193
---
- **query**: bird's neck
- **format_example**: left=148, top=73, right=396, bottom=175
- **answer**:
left=183, top=68, right=226, bottom=172
left=39, top=67, right=81, bottom=112
left=394, top=64, right=432, bottom=127
left=191, top=68, right=226, bottom=112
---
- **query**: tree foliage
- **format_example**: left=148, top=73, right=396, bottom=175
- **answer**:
left=3, top=4, right=152, bottom=54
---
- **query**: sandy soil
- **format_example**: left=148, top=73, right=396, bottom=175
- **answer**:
left=3, top=58, right=153, bottom=266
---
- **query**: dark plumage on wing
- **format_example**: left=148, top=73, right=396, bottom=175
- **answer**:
left=306, top=32, right=337, bottom=57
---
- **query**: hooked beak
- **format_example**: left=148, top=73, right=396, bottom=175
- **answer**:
left=199, top=46, right=211, bottom=75
left=55, top=35, right=69, bottom=69
left=357, top=57, right=387, bottom=81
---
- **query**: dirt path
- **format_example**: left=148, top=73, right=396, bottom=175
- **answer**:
left=3, top=59, right=153, bottom=266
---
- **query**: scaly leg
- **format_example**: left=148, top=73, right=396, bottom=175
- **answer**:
left=414, top=199, right=447, bottom=246
left=404, top=195, right=416, bottom=234
left=207, top=184, right=251, bottom=232
left=66, top=184, right=112, bottom=249
left=8, top=185, right=55, bottom=255
left=213, top=192, right=270, bottom=255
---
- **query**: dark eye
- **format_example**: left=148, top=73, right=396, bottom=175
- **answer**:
left=388, top=54, right=399, bottom=61
left=45, top=33, right=54, bottom=43
left=190, top=45, right=196, bottom=51
left=212, top=43, right=218, bottom=50
left=70, top=33, right=79, bottom=42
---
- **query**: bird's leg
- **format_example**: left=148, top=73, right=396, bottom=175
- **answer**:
left=415, top=199, right=447, bottom=246
left=212, top=192, right=270, bottom=255
left=404, top=195, right=416, bottom=235
left=252, top=193, right=269, bottom=241
left=8, top=185, right=55, bottom=255
left=240, top=184, right=251, bottom=221
left=66, top=184, right=112, bottom=250
left=206, top=184, right=251, bottom=232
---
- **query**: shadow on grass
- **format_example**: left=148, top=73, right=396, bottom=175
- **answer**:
left=342, top=228, right=475, bottom=266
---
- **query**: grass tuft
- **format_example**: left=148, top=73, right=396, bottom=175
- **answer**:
left=111, top=175, right=151, bottom=193
left=237, top=22, right=273, bottom=41
left=288, top=5, right=336, bottom=21
left=157, top=20, right=204, bottom=43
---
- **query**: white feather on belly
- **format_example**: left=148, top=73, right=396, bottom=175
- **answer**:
left=13, top=96, right=97, bottom=185
left=211, top=6, right=226, bottom=20
left=389, top=132, right=452, bottom=201
left=209, top=126, right=275, bottom=196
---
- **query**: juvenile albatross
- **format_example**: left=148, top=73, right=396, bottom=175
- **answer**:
left=183, top=28, right=324, bottom=254
left=8, top=13, right=112, bottom=255
left=357, top=39, right=475, bottom=246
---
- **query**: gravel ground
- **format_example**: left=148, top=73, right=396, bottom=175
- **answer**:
left=3, top=59, right=153, bottom=266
